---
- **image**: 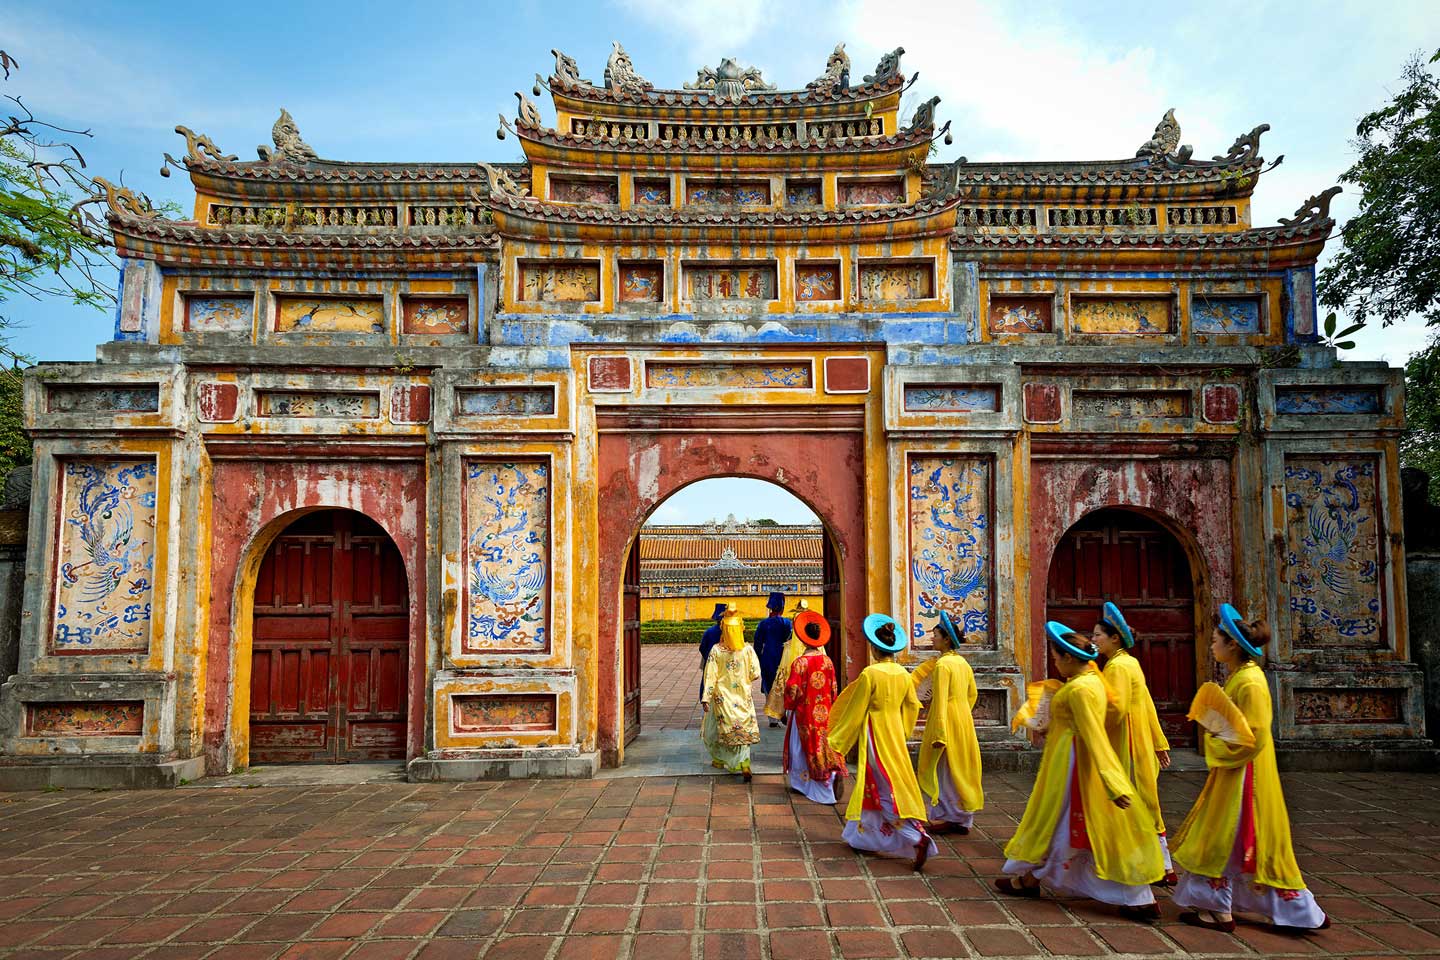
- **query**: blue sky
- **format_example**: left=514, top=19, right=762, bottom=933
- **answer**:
left=4, top=0, right=1438, bottom=522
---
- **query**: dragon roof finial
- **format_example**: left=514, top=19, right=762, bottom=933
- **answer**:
left=1136, top=108, right=1183, bottom=160
left=808, top=43, right=850, bottom=90
left=605, top=42, right=653, bottom=96
left=258, top=108, right=319, bottom=164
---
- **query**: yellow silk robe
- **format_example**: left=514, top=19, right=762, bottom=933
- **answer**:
left=764, top=634, right=807, bottom=719
left=1171, top=661, right=1308, bottom=889
left=702, top=644, right=762, bottom=748
left=1004, top=663, right=1165, bottom=886
left=828, top=660, right=925, bottom=822
left=1102, top=649, right=1170, bottom=834
left=915, top=651, right=984, bottom=812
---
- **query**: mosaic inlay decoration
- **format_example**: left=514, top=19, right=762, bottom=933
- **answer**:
left=452, top=694, right=558, bottom=733
left=26, top=701, right=145, bottom=737
left=619, top=263, right=664, bottom=303
left=402, top=298, right=469, bottom=335
left=903, top=384, right=1001, bottom=413
left=1294, top=688, right=1402, bottom=724
left=1191, top=296, right=1263, bottom=334
left=685, top=264, right=777, bottom=301
left=907, top=456, right=992, bottom=649
left=796, top=264, right=840, bottom=302
left=686, top=181, right=770, bottom=205
left=274, top=296, right=385, bottom=334
left=1072, top=391, right=1191, bottom=419
left=1275, top=387, right=1383, bottom=415
left=52, top=461, right=157, bottom=653
left=46, top=385, right=160, bottom=414
left=456, top=387, right=556, bottom=417
left=256, top=391, right=381, bottom=419
left=1072, top=297, right=1173, bottom=334
left=787, top=180, right=822, bottom=206
left=646, top=362, right=812, bottom=389
left=184, top=295, right=254, bottom=333
left=988, top=296, right=1052, bottom=334
left=464, top=461, right=550, bottom=654
left=550, top=176, right=619, bottom=204
left=634, top=180, right=671, bottom=205
left=839, top=178, right=905, bottom=205
left=519, top=262, right=601, bottom=303
left=1283, top=457, right=1383, bottom=646
left=859, top=262, right=935, bottom=301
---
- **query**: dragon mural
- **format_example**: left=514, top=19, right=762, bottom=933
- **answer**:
left=465, top=461, right=549, bottom=652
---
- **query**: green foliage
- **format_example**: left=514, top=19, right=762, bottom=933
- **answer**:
left=1320, top=310, right=1365, bottom=351
left=639, top=618, right=763, bottom=644
left=1318, top=50, right=1440, bottom=327
left=1403, top=332, right=1440, bottom=502
left=0, top=370, right=31, bottom=477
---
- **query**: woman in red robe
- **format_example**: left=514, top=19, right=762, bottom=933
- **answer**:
left=782, top=610, right=847, bottom=804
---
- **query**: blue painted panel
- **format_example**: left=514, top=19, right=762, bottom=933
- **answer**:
left=1275, top=386, right=1383, bottom=415
left=1192, top=297, right=1262, bottom=334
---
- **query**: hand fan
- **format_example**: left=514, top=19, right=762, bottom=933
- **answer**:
left=1011, top=679, right=1064, bottom=732
left=1187, top=681, right=1255, bottom=747
left=910, top=658, right=937, bottom=704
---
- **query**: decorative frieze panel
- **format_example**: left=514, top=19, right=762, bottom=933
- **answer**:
left=646, top=361, right=811, bottom=389
left=1073, top=390, right=1191, bottom=419
left=907, top=456, right=992, bottom=649
left=1192, top=296, right=1262, bottom=335
left=402, top=298, right=469, bottom=336
left=858, top=261, right=935, bottom=301
left=1202, top=384, right=1242, bottom=424
left=633, top=180, right=670, bottom=205
left=1047, top=206, right=1157, bottom=228
left=51, top=460, right=157, bottom=654
left=45, top=384, right=159, bottom=414
left=839, top=178, right=904, bottom=205
left=903, top=384, right=1001, bottom=413
left=519, top=262, right=601, bottom=303
left=619, top=263, right=664, bottom=303
left=1283, top=456, right=1383, bottom=646
left=972, top=689, right=1008, bottom=726
left=686, top=180, right=770, bottom=205
left=184, top=295, right=254, bottom=333
left=988, top=296, right=1052, bottom=334
left=451, top=694, right=558, bottom=734
left=587, top=356, right=633, bottom=393
left=1275, top=386, right=1382, bottom=415
left=463, top=461, right=550, bottom=655
left=1168, top=205, right=1239, bottom=226
left=1023, top=383, right=1062, bottom=423
left=550, top=176, right=619, bottom=204
left=274, top=296, right=385, bottom=334
left=786, top=180, right=822, bottom=206
left=796, top=263, right=840, bottom=301
left=256, top=391, right=381, bottom=419
left=197, top=382, right=240, bottom=423
left=25, top=701, right=144, bottom=736
left=685, top=263, right=776, bottom=301
left=456, top=387, right=556, bottom=417
left=958, top=207, right=1038, bottom=229
left=1294, top=688, right=1402, bottom=724
left=1072, top=297, right=1173, bottom=335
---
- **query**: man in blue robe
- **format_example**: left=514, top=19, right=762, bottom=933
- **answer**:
left=698, top=602, right=726, bottom=700
left=753, top=591, right=792, bottom=727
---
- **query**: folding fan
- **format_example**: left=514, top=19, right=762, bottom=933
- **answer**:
left=911, top=658, right=937, bottom=704
left=1011, top=679, right=1064, bottom=733
left=1187, top=681, right=1255, bottom=747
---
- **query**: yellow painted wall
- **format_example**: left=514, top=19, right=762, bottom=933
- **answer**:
left=641, top=594, right=823, bottom=621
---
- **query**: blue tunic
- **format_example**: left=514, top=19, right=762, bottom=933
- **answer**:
left=754, top=615, right=793, bottom=694
left=698, top=624, right=721, bottom=699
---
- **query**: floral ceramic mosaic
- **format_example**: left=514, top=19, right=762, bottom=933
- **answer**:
left=1191, top=296, right=1262, bottom=334
left=256, top=391, right=381, bottom=418
left=907, top=456, right=992, bottom=648
left=686, top=181, right=770, bottom=205
left=550, top=177, right=619, bottom=204
left=402, top=298, right=469, bottom=335
left=26, top=701, right=144, bottom=736
left=52, top=460, right=157, bottom=653
left=634, top=180, right=671, bottom=205
left=786, top=181, right=822, bottom=206
left=646, top=362, right=811, bottom=389
left=839, top=178, right=905, bottom=205
left=274, top=297, right=385, bottom=333
left=619, top=264, right=664, bottom=303
left=1071, top=297, right=1172, bottom=334
left=456, top=387, right=556, bottom=417
left=1283, top=456, right=1382, bottom=645
left=452, top=694, right=557, bottom=733
left=519, top=263, right=601, bottom=302
left=46, top=385, right=159, bottom=414
left=464, top=461, right=549, bottom=654
left=988, top=297, right=1052, bottom=334
left=1275, top=387, right=1382, bottom=415
left=858, top=263, right=934, bottom=301
left=1294, top=688, right=1400, bottom=724
left=686, top=264, right=776, bottom=300
left=796, top=264, right=840, bottom=301
left=185, top=295, right=254, bottom=333
left=902, top=385, right=1000, bottom=412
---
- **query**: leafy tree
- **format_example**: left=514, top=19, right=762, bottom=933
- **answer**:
left=1403, top=332, right=1440, bottom=501
left=0, top=368, right=27, bottom=478
left=1318, top=50, right=1440, bottom=327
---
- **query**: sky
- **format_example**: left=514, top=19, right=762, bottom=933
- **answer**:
left=4, top=0, right=1438, bottom=522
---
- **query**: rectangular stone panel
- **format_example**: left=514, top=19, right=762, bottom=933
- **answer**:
left=858, top=261, right=935, bottom=301
left=903, top=384, right=1001, bottom=413
left=1073, top=390, right=1191, bottom=419
left=1283, top=456, right=1384, bottom=646
left=518, top=262, right=601, bottom=303
left=796, top=263, right=840, bottom=301
left=25, top=701, right=144, bottom=736
left=646, top=362, right=812, bottom=389
left=456, top=387, right=555, bottom=417
left=787, top=179, right=821, bottom=206
left=989, top=296, right=1052, bottom=334
left=256, top=391, right=381, bottom=419
left=402, top=298, right=469, bottom=335
left=452, top=694, right=558, bottom=734
left=46, top=384, right=159, bottom=414
left=686, top=180, right=770, bottom=205
left=973, top=689, right=1007, bottom=726
left=550, top=176, right=618, bottom=204
left=463, top=461, right=550, bottom=654
left=1192, top=295, right=1262, bottom=334
left=685, top=263, right=777, bottom=301
left=274, top=296, right=385, bottom=333
left=619, top=263, right=664, bottom=303
left=1072, top=296, right=1174, bottom=334
left=1294, top=688, right=1402, bottom=724
left=51, top=460, right=157, bottom=654
left=839, top=178, right=905, bottom=205
left=634, top=179, right=671, bottom=205
left=907, top=456, right=993, bottom=650
left=184, top=294, right=254, bottom=333
left=1275, top=386, right=1383, bottom=415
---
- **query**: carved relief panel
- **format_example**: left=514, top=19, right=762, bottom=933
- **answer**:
left=518, top=262, right=601, bottom=303
left=1071, top=297, right=1174, bottom=335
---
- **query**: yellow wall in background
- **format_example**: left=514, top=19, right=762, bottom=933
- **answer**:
left=641, top=594, right=824, bottom=621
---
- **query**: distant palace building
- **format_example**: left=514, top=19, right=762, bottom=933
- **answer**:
left=639, top=516, right=824, bottom=619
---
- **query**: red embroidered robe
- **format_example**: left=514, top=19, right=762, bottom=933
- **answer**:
left=783, top=650, right=847, bottom=783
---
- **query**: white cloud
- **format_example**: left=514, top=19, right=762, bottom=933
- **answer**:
left=616, top=0, right=771, bottom=60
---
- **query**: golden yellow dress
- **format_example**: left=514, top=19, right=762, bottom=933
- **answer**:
left=1102, top=649, right=1170, bottom=852
left=1170, top=661, right=1326, bottom=927
left=828, top=660, right=936, bottom=857
left=700, top=614, right=762, bottom=773
left=765, top=634, right=807, bottom=720
left=1003, top=663, right=1164, bottom=903
left=915, top=651, right=984, bottom=820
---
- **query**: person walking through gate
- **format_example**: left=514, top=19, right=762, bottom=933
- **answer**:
left=828, top=613, right=938, bottom=871
left=702, top=603, right=762, bottom=782
left=754, top=592, right=792, bottom=728
left=698, top=602, right=727, bottom=700
left=765, top=599, right=810, bottom=725
left=912, top=610, right=984, bottom=835
left=782, top=609, right=847, bottom=804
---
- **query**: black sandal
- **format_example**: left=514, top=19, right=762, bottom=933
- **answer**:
left=994, top=877, right=1040, bottom=898
left=1180, top=911, right=1236, bottom=933
left=1119, top=903, right=1161, bottom=923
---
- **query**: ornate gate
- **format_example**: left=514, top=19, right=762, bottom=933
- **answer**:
left=1045, top=508, right=1198, bottom=745
left=249, top=510, right=408, bottom=762
left=622, top=541, right=642, bottom=745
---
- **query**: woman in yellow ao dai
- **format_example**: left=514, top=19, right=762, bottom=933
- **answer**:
left=828, top=613, right=938, bottom=871
left=998, top=622, right=1165, bottom=921
left=913, top=610, right=983, bottom=834
left=1171, top=604, right=1328, bottom=932
left=1092, top=602, right=1175, bottom=882
left=701, top=604, right=762, bottom=781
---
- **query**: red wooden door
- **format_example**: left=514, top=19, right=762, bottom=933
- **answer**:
left=1045, top=509, right=1197, bottom=745
left=622, top=541, right=641, bottom=745
left=250, top=511, right=408, bottom=762
left=821, top=531, right=844, bottom=685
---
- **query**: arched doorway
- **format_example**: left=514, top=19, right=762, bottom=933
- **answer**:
left=1045, top=508, right=1198, bottom=745
left=248, top=509, right=409, bottom=763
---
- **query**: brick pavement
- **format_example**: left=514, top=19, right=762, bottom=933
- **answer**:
left=641, top=643, right=770, bottom=732
left=3, top=768, right=1440, bottom=959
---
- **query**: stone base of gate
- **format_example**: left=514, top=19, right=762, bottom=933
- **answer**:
left=407, top=749, right=599, bottom=782
left=0, top=755, right=205, bottom=791
left=1274, top=740, right=1438, bottom=772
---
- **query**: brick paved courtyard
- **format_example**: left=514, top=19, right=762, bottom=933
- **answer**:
left=3, top=765, right=1440, bottom=959
left=640, top=643, right=768, bottom=731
